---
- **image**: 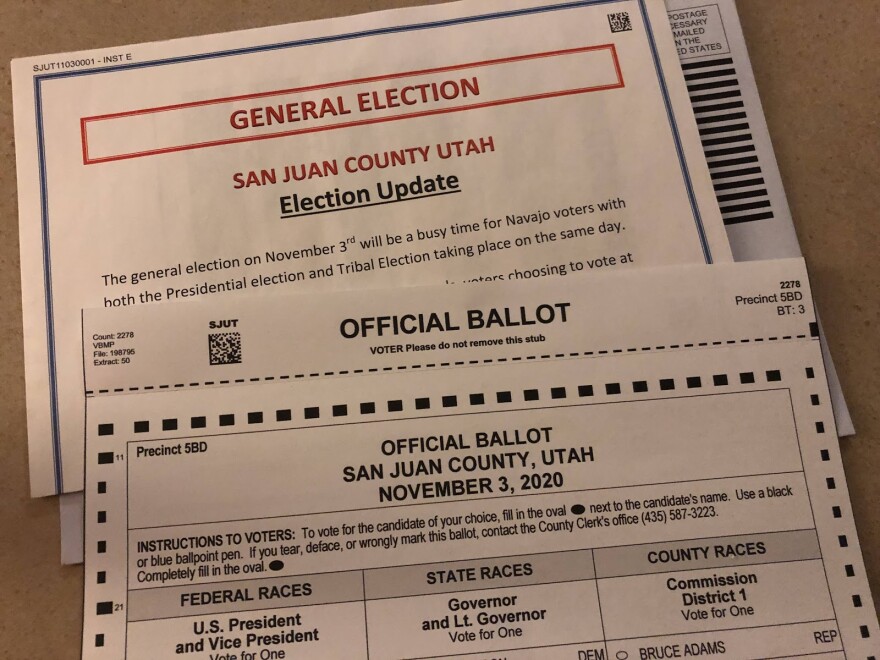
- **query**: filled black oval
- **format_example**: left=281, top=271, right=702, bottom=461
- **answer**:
left=570, top=504, right=586, bottom=515
left=269, top=560, right=284, bottom=571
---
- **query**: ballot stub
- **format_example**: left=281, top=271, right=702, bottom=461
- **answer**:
left=13, top=0, right=732, bottom=497
left=81, top=259, right=877, bottom=659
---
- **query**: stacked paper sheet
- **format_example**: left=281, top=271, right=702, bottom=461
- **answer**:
left=7, top=0, right=876, bottom=658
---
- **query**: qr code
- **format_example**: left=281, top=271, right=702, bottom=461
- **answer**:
left=608, top=11, right=632, bottom=33
left=208, top=332, right=242, bottom=365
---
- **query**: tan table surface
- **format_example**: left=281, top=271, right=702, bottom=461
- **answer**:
left=0, top=1, right=877, bottom=656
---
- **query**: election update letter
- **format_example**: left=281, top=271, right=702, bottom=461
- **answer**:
left=13, top=0, right=730, bottom=496
left=80, top=259, right=877, bottom=659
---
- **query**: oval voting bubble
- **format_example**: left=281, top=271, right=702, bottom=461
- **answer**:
left=269, top=560, right=284, bottom=571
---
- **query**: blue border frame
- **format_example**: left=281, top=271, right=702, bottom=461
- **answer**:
left=32, top=0, right=711, bottom=493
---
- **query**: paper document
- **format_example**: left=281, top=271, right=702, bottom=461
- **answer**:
left=666, top=0, right=854, bottom=436
left=13, top=0, right=731, bottom=497
left=55, top=0, right=853, bottom=565
left=81, top=259, right=877, bottom=658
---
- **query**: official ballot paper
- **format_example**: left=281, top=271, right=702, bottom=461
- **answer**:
left=12, top=0, right=734, bottom=497
left=80, top=259, right=878, bottom=659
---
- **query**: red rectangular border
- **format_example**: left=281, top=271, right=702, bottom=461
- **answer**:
left=80, top=44, right=623, bottom=165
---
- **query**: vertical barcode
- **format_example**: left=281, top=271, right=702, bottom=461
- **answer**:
left=684, top=57, right=774, bottom=226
